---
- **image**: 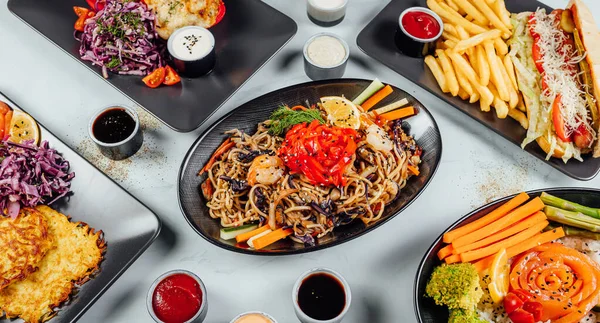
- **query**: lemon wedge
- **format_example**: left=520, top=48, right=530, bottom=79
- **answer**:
left=488, top=248, right=509, bottom=304
left=320, top=96, right=361, bottom=129
left=8, top=110, right=40, bottom=145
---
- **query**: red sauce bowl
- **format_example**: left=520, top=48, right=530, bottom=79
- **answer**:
left=147, top=270, right=208, bottom=323
left=395, top=7, right=443, bottom=58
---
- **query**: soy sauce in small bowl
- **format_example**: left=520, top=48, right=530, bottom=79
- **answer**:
left=293, top=268, right=351, bottom=323
left=88, top=105, right=143, bottom=160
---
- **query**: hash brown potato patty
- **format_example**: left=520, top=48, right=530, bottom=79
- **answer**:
left=0, top=208, right=53, bottom=291
left=147, top=0, right=222, bottom=39
left=0, top=205, right=105, bottom=323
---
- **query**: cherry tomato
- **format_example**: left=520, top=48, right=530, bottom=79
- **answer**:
left=522, top=301, right=543, bottom=322
left=73, top=6, right=89, bottom=17
left=552, top=95, right=572, bottom=142
left=504, top=292, right=525, bottom=314
left=509, top=308, right=535, bottom=323
left=163, top=66, right=181, bottom=85
left=86, top=0, right=105, bottom=11
left=511, top=289, right=533, bottom=302
left=532, top=41, right=544, bottom=74
left=573, top=124, right=594, bottom=149
left=142, top=67, right=166, bottom=88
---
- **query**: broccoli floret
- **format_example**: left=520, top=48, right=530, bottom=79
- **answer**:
left=448, top=308, right=487, bottom=323
left=425, top=263, right=483, bottom=312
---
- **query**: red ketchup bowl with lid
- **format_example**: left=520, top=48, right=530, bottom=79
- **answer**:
left=147, top=269, right=208, bottom=323
left=395, top=7, right=443, bottom=58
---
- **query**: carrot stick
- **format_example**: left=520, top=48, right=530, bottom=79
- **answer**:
left=0, top=112, right=6, bottom=140
left=451, top=197, right=544, bottom=249
left=407, top=165, right=420, bottom=176
left=445, top=254, right=461, bottom=264
left=362, top=85, right=393, bottom=111
left=291, top=105, right=307, bottom=111
left=4, top=110, right=12, bottom=139
left=380, top=106, right=415, bottom=121
left=199, top=138, right=234, bottom=175
left=452, top=211, right=547, bottom=255
left=253, top=228, right=293, bottom=250
left=473, top=227, right=565, bottom=272
left=437, top=244, right=454, bottom=260
left=443, top=192, right=529, bottom=244
left=459, top=220, right=548, bottom=263
left=236, top=225, right=271, bottom=243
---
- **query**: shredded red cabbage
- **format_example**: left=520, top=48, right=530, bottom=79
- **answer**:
left=76, top=0, right=165, bottom=78
left=0, top=141, right=74, bottom=218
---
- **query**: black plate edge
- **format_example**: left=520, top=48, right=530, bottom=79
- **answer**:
left=355, top=2, right=600, bottom=182
left=6, top=1, right=298, bottom=133
left=176, top=78, right=443, bottom=256
left=0, top=89, right=162, bottom=322
left=412, top=186, right=600, bottom=323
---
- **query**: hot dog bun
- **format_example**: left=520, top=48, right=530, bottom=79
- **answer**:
left=568, top=0, right=600, bottom=157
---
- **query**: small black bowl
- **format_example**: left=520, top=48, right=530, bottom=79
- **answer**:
left=167, top=26, right=216, bottom=78
left=413, top=187, right=600, bottom=323
left=395, top=7, right=443, bottom=58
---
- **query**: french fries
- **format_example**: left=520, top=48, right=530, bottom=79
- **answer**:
left=422, top=0, right=529, bottom=130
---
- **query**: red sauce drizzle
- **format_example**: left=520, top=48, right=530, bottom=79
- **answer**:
left=152, top=274, right=202, bottom=323
left=402, top=11, right=440, bottom=39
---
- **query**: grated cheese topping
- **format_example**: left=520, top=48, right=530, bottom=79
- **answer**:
left=531, top=9, right=596, bottom=142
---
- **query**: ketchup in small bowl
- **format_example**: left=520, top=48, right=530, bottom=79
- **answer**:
left=395, top=7, right=443, bottom=58
left=147, top=270, right=208, bottom=323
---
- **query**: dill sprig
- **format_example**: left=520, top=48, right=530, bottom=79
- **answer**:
left=267, top=106, right=325, bottom=136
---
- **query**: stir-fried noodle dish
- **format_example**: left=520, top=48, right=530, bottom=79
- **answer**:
left=199, top=92, right=422, bottom=248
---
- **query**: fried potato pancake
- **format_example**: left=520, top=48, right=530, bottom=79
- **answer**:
left=147, top=0, right=223, bottom=39
left=0, top=208, right=53, bottom=291
left=0, top=206, right=105, bottom=323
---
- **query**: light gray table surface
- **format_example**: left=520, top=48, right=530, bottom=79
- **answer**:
left=1, top=0, right=599, bottom=322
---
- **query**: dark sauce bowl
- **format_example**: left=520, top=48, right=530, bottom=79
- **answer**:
left=88, top=105, right=143, bottom=160
left=395, top=7, right=443, bottom=58
left=167, top=26, right=216, bottom=78
left=292, top=267, right=351, bottom=323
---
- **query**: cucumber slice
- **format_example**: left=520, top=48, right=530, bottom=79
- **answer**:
left=352, top=78, right=385, bottom=105
left=220, top=224, right=258, bottom=240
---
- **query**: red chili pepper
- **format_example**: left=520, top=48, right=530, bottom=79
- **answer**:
left=142, top=67, right=166, bottom=88
left=163, top=66, right=181, bottom=85
left=278, top=120, right=358, bottom=187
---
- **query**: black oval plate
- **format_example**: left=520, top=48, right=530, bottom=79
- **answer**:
left=178, top=79, right=442, bottom=255
left=414, top=187, right=600, bottom=322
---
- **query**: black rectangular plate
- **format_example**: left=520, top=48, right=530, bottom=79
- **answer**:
left=0, top=91, right=161, bottom=323
left=357, top=0, right=600, bottom=181
left=7, top=0, right=297, bottom=132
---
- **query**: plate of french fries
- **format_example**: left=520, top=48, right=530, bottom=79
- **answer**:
left=357, top=0, right=600, bottom=180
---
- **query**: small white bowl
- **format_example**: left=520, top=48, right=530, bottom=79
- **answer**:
left=303, top=33, right=350, bottom=81
left=292, top=267, right=351, bottom=323
left=230, top=311, right=278, bottom=323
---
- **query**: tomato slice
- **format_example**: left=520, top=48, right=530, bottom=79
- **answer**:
left=522, top=301, right=543, bottom=322
left=532, top=41, right=544, bottom=74
left=142, top=67, right=166, bottom=88
left=163, top=66, right=181, bottom=85
left=552, top=94, right=572, bottom=142
left=511, top=289, right=533, bottom=302
left=528, top=13, right=539, bottom=39
left=73, top=6, right=89, bottom=17
left=504, top=292, right=525, bottom=314
left=509, top=308, right=535, bottom=323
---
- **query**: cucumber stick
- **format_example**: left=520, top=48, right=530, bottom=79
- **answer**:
left=352, top=79, right=385, bottom=105
left=220, top=224, right=258, bottom=240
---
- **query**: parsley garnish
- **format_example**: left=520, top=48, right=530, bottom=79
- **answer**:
left=267, top=106, right=325, bottom=136
left=106, top=57, right=121, bottom=69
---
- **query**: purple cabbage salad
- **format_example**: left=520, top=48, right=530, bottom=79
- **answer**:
left=0, top=140, right=74, bottom=218
left=76, top=0, right=165, bottom=78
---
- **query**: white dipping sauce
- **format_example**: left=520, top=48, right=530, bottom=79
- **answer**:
left=306, top=35, right=346, bottom=67
left=169, top=27, right=214, bottom=61
left=309, top=0, right=346, bottom=10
